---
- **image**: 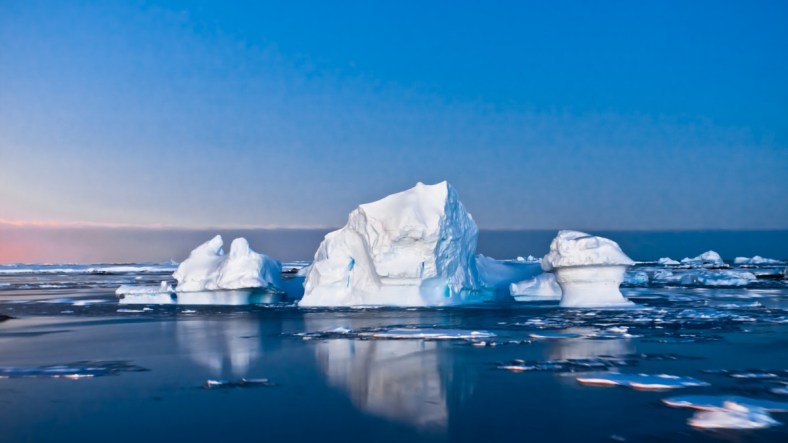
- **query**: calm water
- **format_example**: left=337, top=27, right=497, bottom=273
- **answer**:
left=1, top=262, right=787, bottom=442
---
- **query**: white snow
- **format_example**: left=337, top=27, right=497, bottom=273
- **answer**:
left=688, top=402, right=781, bottom=430
left=300, top=182, right=484, bottom=307
left=510, top=272, right=562, bottom=299
left=172, top=236, right=282, bottom=292
left=541, top=231, right=634, bottom=308
left=680, top=250, right=725, bottom=268
left=734, top=256, right=785, bottom=266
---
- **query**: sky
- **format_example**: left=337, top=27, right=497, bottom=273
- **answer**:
left=1, top=0, right=787, bottom=234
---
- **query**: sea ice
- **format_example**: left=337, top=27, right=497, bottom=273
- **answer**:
left=300, top=182, right=484, bottom=307
left=576, top=373, right=709, bottom=390
left=687, top=401, right=781, bottom=429
left=367, top=328, right=495, bottom=340
left=173, top=236, right=283, bottom=292
left=541, top=231, right=635, bottom=308
left=509, top=272, right=562, bottom=299
left=623, top=271, right=649, bottom=286
left=662, top=395, right=788, bottom=412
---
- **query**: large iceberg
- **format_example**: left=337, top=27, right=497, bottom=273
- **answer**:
left=300, top=182, right=484, bottom=307
left=542, top=230, right=635, bottom=308
left=173, top=236, right=283, bottom=292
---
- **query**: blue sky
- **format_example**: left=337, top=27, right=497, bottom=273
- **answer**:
left=1, top=0, right=786, bottom=230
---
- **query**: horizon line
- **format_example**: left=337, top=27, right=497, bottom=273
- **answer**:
left=1, top=219, right=786, bottom=233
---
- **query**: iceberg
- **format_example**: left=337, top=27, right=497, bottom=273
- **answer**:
left=300, top=182, right=485, bottom=307
left=680, top=250, right=727, bottom=268
left=173, top=236, right=283, bottom=292
left=509, top=272, right=562, bottom=300
left=541, top=230, right=635, bottom=308
left=734, top=256, right=785, bottom=266
left=658, top=257, right=680, bottom=266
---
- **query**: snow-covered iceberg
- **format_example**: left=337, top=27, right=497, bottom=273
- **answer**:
left=680, top=250, right=727, bottom=268
left=734, top=256, right=785, bottom=266
left=542, top=230, right=635, bottom=308
left=300, top=182, right=484, bottom=307
left=173, top=236, right=283, bottom=292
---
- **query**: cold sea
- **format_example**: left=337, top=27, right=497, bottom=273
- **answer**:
left=1, top=230, right=787, bottom=442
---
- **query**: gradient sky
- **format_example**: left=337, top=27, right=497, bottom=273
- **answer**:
left=1, top=0, right=787, bottom=230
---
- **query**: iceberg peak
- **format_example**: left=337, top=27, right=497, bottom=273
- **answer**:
left=300, top=181, right=483, bottom=306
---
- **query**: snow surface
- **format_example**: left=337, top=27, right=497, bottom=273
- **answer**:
left=510, top=272, right=562, bottom=299
left=300, top=182, right=484, bottom=307
left=172, top=236, right=282, bottom=292
left=541, top=230, right=634, bottom=271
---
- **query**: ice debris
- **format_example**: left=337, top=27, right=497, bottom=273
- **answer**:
left=203, top=378, right=274, bottom=389
left=542, top=230, right=635, bottom=308
left=300, top=182, right=484, bottom=307
left=734, top=256, right=785, bottom=266
left=0, top=361, right=148, bottom=379
left=576, top=373, right=710, bottom=390
left=687, top=401, right=781, bottom=429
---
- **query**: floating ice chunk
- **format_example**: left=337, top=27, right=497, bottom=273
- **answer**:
left=680, top=251, right=726, bottom=268
left=510, top=272, right=562, bottom=299
left=0, top=361, right=148, bottom=379
left=658, top=257, right=680, bottom=266
left=576, top=373, right=709, bottom=390
left=116, top=281, right=174, bottom=295
left=541, top=231, right=634, bottom=308
left=368, top=328, right=495, bottom=340
left=173, top=236, right=283, bottom=292
left=203, top=378, right=273, bottom=389
left=528, top=332, right=582, bottom=339
left=662, top=395, right=788, bottom=412
left=623, top=271, right=649, bottom=286
left=688, top=401, right=781, bottom=430
left=734, top=256, right=785, bottom=266
left=681, top=270, right=757, bottom=287
left=300, top=182, right=483, bottom=307
left=475, top=255, right=541, bottom=290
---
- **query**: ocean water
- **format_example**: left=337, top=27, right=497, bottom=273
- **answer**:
left=1, top=235, right=787, bottom=442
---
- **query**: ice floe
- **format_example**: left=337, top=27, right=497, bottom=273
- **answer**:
left=0, top=361, right=148, bottom=379
left=576, top=372, right=710, bottom=390
left=541, top=231, right=635, bottom=308
left=680, top=251, right=727, bottom=268
left=734, top=256, right=785, bottom=266
left=203, top=378, right=274, bottom=389
left=687, top=401, right=781, bottom=429
left=300, top=182, right=485, bottom=307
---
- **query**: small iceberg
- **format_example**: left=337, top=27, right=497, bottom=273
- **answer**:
left=300, top=182, right=485, bottom=307
left=576, top=373, right=709, bottom=390
left=117, top=236, right=284, bottom=305
left=542, top=231, right=635, bottom=308
left=680, top=251, right=727, bottom=268
left=734, top=256, right=785, bottom=266
left=658, top=257, right=681, bottom=266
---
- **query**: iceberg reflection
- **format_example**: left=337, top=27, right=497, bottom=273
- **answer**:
left=305, top=317, right=450, bottom=430
left=176, top=318, right=261, bottom=378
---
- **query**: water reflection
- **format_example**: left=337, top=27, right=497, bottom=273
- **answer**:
left=176, top=318, right=261, bottom=378
left=305, top=317, right=451, bottom=431
left=546, top=328, right=635, bottom=361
